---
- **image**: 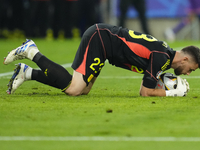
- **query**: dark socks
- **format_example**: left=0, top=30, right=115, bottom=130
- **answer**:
left=32, top=52, right=72, bottom=91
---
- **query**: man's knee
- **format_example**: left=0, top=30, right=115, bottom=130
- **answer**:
left=65, top=85, right=91, bottom=96
left=64, top=71, right=87, bottom=96
left=64, top=89, right=82, bottom=96
left=64, top=70, right=95, bottom=96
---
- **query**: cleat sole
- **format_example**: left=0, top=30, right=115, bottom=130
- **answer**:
left=6, top=64, right=21, bottom=94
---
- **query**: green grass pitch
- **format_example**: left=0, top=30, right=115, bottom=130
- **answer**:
left=1, top=39, right=200, bottom=150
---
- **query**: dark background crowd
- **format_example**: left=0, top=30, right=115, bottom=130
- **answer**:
left=1, top=0, right=199, bottom=41
left=0, top=0, right=103, bottom=39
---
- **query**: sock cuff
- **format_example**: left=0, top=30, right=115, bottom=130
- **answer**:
left=33, top=52, right=43, bottom=63
left=25, top=67, right=33, bottom=80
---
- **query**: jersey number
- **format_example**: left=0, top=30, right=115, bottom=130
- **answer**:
left=129, top=30, right=158, bottom=42
left=88, top=58, right=104, bottom=82
left=90, top=58, right=104, bottom=73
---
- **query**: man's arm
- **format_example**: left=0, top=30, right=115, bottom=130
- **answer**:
left=139, top=81, right=166, bottom=96
left=139, top=77, right=190, bottom=97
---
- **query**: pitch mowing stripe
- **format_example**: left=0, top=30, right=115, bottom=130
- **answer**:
left=0, top=136, right=200, bottom=142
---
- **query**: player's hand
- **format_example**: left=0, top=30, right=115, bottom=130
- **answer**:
left=176, top=76, right=188, bottom=96
left=166, top=76, right=189, bottom=97
left=183, top=79, right=190, bottom=93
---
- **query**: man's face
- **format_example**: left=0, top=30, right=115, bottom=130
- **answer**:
left=174, top=60, right=198, bottom=75
left=174, top=65, right=184, bottom=75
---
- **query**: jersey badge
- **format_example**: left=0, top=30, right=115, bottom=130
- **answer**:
left=156, top=70, right=163, bottom=79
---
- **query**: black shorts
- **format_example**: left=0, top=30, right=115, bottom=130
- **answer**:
left=71, top=24, right=107, bottom=85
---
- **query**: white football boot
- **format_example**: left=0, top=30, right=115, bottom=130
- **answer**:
left=4, top=39, right=39, bottom=65
left=7, top=63, right=31, bottom=94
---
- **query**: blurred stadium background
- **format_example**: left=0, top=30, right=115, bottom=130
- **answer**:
left=0, top=0, right=199, bottom=41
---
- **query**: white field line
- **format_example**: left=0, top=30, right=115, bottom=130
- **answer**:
left=1, top=136, right=200, bottom=142
left=0, top=63, right=72, bottom=78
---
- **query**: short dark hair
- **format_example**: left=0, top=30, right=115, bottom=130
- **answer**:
left=181, top=46, right=200, bottom=68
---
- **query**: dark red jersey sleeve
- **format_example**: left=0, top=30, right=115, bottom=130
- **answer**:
left=142, top=51, right=173, bottom=88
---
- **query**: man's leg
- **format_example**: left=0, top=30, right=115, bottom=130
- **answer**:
left=4, top=39, right=72, bottom=94
left=66, top=24, right=106, bottom=96
left=64, top=70, right=96, bottom=96
left=118, top=0, right=130, bottom=27
left=133, top=0, right=150, bottom=34
left=32, top=52, right=72, bottom=91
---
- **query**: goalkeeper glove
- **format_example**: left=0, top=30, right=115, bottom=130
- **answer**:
left=165, top=76, right=189, bottom=97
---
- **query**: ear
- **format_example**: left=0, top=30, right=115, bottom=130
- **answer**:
left=180, top=56, right=188, bottom=65
left=183, top=56, right=189, bottom=62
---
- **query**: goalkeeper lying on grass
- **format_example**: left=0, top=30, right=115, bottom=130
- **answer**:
left=3, top=24, right=200, bottom=97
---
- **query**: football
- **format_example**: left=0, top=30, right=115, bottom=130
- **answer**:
left=155, top=73, right=178, bottom=90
